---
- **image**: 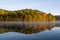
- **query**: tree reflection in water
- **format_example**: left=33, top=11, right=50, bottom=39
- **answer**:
left=0, top=22, right=55, bottom=34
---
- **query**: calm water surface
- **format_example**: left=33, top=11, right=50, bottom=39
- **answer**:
left=0, top=22, right=60, bottom=40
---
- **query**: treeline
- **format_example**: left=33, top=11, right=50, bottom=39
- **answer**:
left=0, top=9, right=55, bottom=22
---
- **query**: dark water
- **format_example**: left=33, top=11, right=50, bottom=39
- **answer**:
left=0, top=22, right=60, bottom=40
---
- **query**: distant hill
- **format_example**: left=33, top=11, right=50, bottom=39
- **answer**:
left=0, top=9, right=55, bottom=22
left=55, top=15, right=60, bottom=21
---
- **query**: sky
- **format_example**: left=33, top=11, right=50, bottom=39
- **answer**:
left=0, top=0, right=60, bottom=15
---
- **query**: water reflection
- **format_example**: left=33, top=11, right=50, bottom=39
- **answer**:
left=0, top=22, right=55, bottom=34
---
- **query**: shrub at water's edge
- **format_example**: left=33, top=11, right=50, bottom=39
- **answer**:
left=0, top=9, right=55, bottom=22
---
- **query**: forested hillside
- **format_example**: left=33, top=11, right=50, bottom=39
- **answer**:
left=0, top=9, right=55, bottom=22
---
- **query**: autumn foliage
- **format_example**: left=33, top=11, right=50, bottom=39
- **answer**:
left=0, top=9, right=55, bottom=22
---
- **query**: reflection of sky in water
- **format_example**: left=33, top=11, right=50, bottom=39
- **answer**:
left=0, top=27, right=60, bottom=40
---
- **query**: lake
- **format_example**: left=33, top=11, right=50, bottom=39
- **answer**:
left=0, top=22, right=60, bottom=40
